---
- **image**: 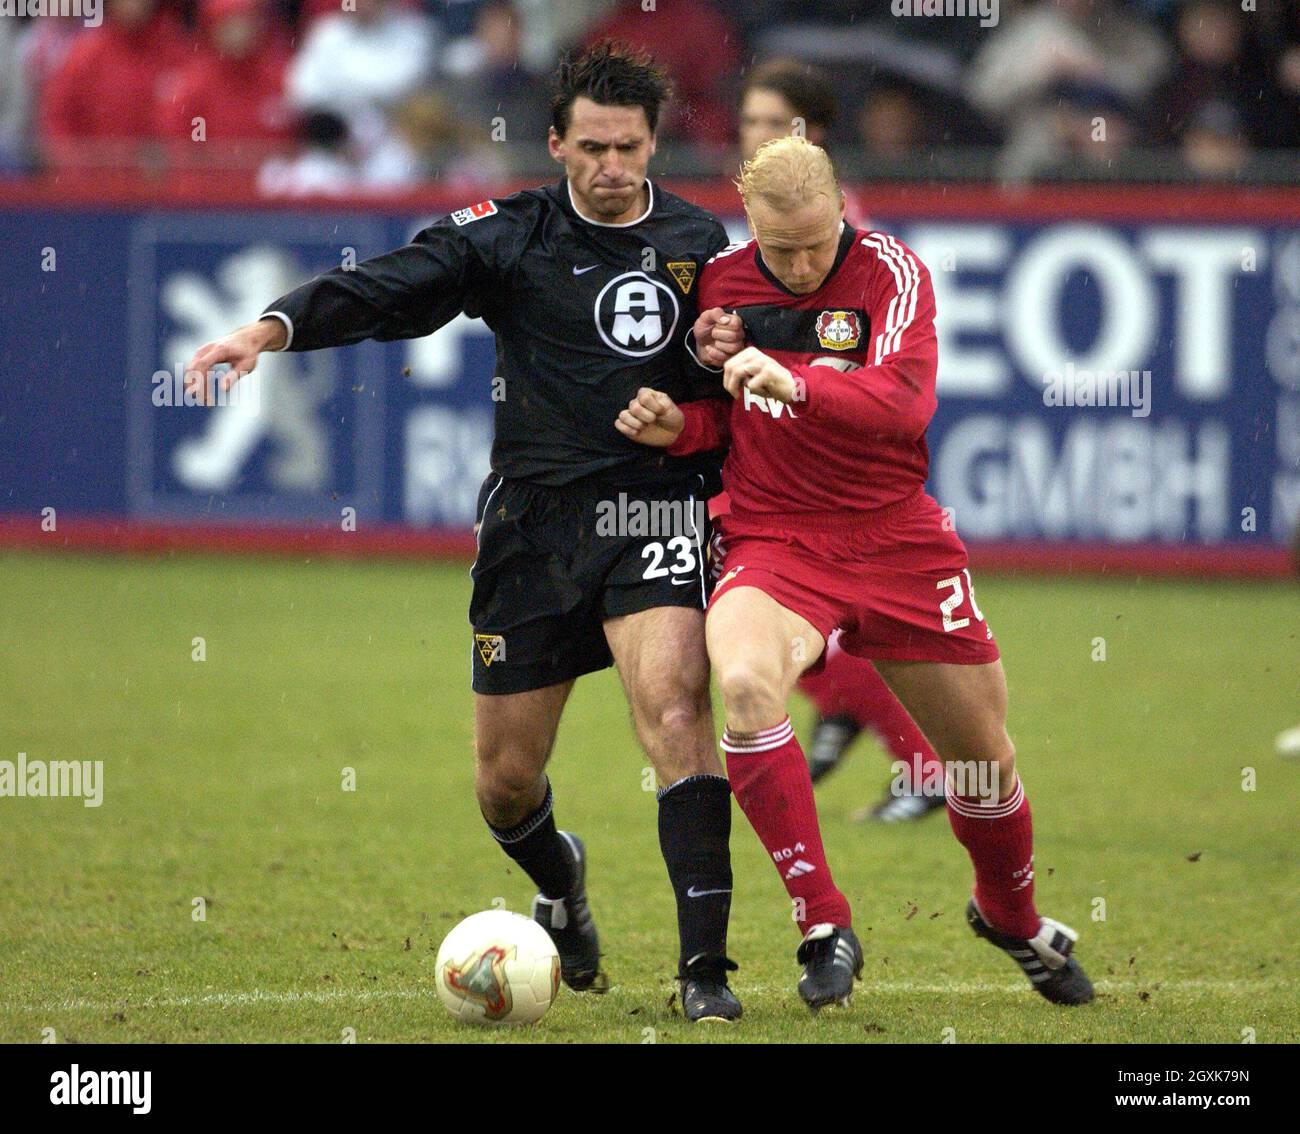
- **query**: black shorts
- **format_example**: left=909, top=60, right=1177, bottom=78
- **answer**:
left=469, top=472, right=712, bottom=694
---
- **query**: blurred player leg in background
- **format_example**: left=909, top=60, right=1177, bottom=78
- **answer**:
left=797, top=629, right=946, bottom=823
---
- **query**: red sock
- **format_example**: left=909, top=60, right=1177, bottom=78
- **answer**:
left=945, top=774, right=1039, bottom=939
left=722, top=717, right=851, bottom=934
left=797, top=638, right=942, bottom=786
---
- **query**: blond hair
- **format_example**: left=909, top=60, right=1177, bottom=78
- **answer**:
left=736, top=135, right=841, bottom=214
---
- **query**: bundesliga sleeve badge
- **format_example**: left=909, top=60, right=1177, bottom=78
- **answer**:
left=451, top=201, right=499, bottom=226
left=815, top=309, right=862, bottom=351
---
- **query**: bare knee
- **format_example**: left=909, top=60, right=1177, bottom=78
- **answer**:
left=637, top=687, right=719, bottom=780
left=717, top=664, right=785, bottom=732
left=656, top=695, right=709, bottom=740
left=943, top=729, right=1016, bottom=799
left=474, top=740, right=547, bottom=827
left=983, top=732, right=1017, bottom=795
left=995, top=732, right=1016, bottom=775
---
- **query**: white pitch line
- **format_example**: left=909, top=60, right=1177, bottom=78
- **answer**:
left=5, top=988, right=427, bottom=1013
left=1, top=978, right=1289, bottom=1015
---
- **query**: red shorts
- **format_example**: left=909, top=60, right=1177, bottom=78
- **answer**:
left=709, top=492, right=1000, bottom=667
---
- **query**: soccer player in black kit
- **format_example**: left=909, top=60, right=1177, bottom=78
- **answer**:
left=184, top=44, right=747, bottom=1022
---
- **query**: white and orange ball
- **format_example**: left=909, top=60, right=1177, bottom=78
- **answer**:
left=435, top=910, right=561, bottom=1026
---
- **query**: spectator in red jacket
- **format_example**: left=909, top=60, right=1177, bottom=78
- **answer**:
left=161, top=0, right=295, bottom=170
left=39, top=0, right=192, bottom=170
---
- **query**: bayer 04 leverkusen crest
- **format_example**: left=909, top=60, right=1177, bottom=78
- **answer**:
left=815, top=309, right=862, bottom=351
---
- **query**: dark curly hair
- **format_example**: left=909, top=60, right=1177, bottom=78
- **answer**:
left=550, top=40, right=673, bottom=138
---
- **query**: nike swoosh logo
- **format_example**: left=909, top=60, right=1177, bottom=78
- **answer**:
left=572, top=264, right=599, bottom=275
left=686, top=886, right=732, bottom=898
left=671, top=578, right=694, bottom=586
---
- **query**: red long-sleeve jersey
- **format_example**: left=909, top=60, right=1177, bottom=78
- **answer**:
left=670, top=225, right=938, bottom=529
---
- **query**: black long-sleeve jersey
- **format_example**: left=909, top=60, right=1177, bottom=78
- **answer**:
left=263, top=178, right=731, bottom=487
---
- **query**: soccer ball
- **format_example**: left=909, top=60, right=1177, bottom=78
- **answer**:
left=434, top=910, right=561, bottom=1025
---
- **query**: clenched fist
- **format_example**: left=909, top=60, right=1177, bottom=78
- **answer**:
left=693, top=307, right=745, bottom=368
left=615, top=387, right=685, bottom=448
left=722, top=346, right=803, bottom=404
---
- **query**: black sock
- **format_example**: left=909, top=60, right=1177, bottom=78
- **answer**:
left=485, top=779, right=574, bottom=900
left=657, top=774, right=733, bottom=975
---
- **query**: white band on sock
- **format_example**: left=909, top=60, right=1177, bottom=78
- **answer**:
left=945, top=773, right=1024, bottom=819
left=721, top=717, right=794, bottom=755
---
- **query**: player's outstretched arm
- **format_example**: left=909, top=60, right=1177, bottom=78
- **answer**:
left=183, top=317, right=287, bottom=405
left=616, top=388, right=685, bottom=447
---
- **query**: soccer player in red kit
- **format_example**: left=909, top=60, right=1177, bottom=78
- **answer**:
left=617, top=136, right=1094, bottom=1010
left=738, top=59, right=945, bottom=821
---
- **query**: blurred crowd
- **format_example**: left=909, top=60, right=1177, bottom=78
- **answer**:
left=2, top=0, right=1299, bottom=190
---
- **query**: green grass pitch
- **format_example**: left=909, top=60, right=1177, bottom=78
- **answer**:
left=1, top=549, right=1296, bottom=1044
